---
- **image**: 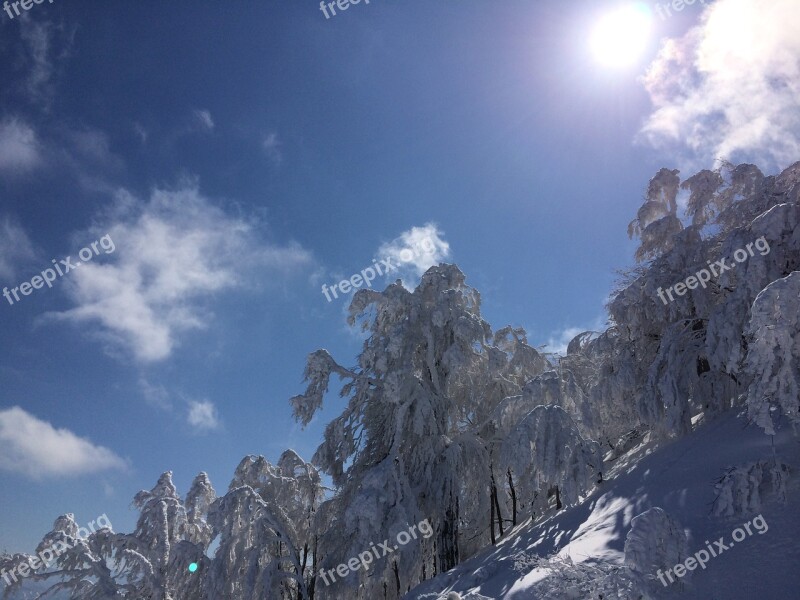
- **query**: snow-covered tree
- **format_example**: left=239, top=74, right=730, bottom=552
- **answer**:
left=616, top=161, right=800, bottom=442
left=628, top=167, right=683, bottom=262
left=1, top=513, right=132, bottom=599
left=204, top=451, right=323, bottom=600
left=290, top=266, right=554, bottom=596
left=744, top=272, right=800, bottom=434
left=498, top=405, right=600, bottom=519
left=624, top=507, right=689, bottom=590
left=712, top=460, right=790, bottom=517
left=291, top=267, right=497, bottom=597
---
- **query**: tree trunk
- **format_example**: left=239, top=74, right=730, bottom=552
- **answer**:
left=393, top=559, right=401, bottom=598
left=308, top=535, right=318, bottom=600
left=490, top=480, right=496, bottom=545
left=507, top=467, right=517, bottom=527
left=491, top=471, right=504, bottom=537
left=298, top=542, right=308, bottom=600
left=455, top=495, right=460, bottom=565
left=439, top=490, right=459, bottom=572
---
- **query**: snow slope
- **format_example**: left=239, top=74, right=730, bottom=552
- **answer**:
left=405, top=409, right=800, bottom=599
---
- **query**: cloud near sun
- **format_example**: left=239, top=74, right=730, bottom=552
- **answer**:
left=639, top=0, right=800, bottom=170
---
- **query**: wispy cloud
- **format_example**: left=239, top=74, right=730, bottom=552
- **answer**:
left=0, top=118, right=41, bottom=173
left=545, top=326, right=587, bottom=356
left=47, top=184, right=313, bottom=362
left=0, top=116, right=126, bottom=191
left=139, top=378, right=223, bottom=433
left=375, top=223, right=451, bottom=288
left=57, top=126, right=127, bottom=192
left=133, top=122, right=148, bottom=143
left=187, top=400, right=220, bottom=432
left=138, top=378, right=172, bottom=411
left=18, top=20, right=75, bottom=109
left=263, top=132, right=282, bottom=165
left=639, top=0, right=800, bottom=171
left=0, top=216, right=38, bottom=280
left=67, top=128, right=123, bottom=169
left=192, top=109, right=215, bottom=132
left=0, top=407, right=126, bottom=479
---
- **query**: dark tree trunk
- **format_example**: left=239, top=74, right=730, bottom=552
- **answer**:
left=439, top=490, right=459, bottom=571
left=393, top=559, right=401, bottom=598
left=490, top=480, right=497, bottom=545
left=297, top=542, right=308, bottom=600
left=308, top=535, right=318, bottom=600
left=491, top=471, right=504, bottom=537
left=455, top=495, right=460, bottom=565
left=507, top=467, right=517, bottom=527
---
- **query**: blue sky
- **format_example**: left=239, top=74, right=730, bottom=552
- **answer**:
left=1, top=0, right=798, bottom=552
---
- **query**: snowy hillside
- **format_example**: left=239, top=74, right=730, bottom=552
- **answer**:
left=405, top=409, right=800, bottom=599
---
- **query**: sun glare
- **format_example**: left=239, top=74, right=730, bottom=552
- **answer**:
left=591, top=4, right=652, bottom=68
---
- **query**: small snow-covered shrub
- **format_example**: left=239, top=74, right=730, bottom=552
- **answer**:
left=624, top=507, right=689, bottom=586
left=604, top=428, right=649, bottom=461
left=534, top=555, right=646, bottom=599
left=713, top=459, right=790, bottom=516
left=469, top=561, right=500, bottom=586
left=512, top=550, right=540, bottom=574
left=512, top=551, right=647, bottom=599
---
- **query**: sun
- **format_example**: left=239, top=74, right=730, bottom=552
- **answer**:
left=590, top=4, right=652, bottom=68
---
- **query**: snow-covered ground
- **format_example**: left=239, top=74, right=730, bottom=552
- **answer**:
left=405, top=409, right=800, bottom=599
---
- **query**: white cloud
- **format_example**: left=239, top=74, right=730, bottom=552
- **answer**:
left=133, top=122, right=148, bottom=143
left=639, top=0, right=800, bottom=171
left=68, top=128, right=121, bottom=168
left=192, top=109, right=215, bottom=132
left=187, top=400, right=220, bottom=432
left=544, top=315, right=607, bottom=356
left=263, top=132, right=282, bottom=165
left=138, top=378, right=172, bottom=411
left=53, top=125, right=127, bottom=194
left=545, top=326, right=587, bottom=356
left=0, top=118, right=123, bottom=191
left=19, top=20, right=75, bottom=109
left=0, top=118, right=41, bottom=173
left=21, top=22, right=55, bottom=106
left=139, top=378, right=222, bottom=433
left=375, top=223, right=451, bottom=288
left=0, top=407, right=126, bottom=479
left=0, top=217, right=37, bottom=280
left=47, top=185, right=313, bottom=362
